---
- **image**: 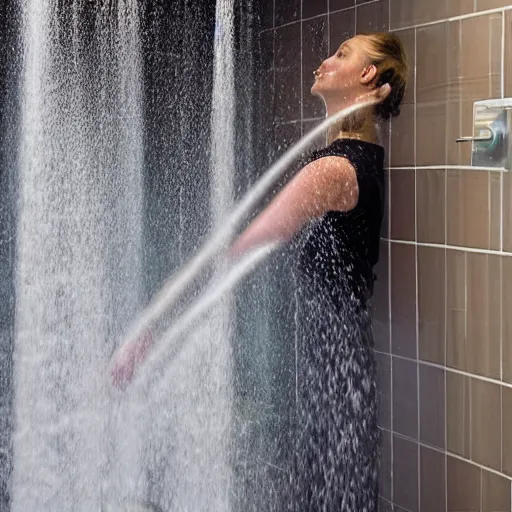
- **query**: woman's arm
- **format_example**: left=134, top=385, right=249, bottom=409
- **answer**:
left=229, top=155, right=358, bottom=258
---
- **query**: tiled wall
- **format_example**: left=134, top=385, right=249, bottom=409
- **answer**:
left=257, top=1, right=512, bottom=511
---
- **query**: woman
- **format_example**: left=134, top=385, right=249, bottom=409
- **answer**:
left=230, top=32, right=408, bottom=511
left=112, top=31, right=408, bottom=512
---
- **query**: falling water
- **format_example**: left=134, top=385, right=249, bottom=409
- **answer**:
left=12, top=0, right=144, bottom=509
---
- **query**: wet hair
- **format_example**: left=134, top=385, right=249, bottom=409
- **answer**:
left=358, top=32, right=408, bottom=120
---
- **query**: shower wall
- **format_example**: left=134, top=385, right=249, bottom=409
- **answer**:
left=256, top=1, right=512, bottom=511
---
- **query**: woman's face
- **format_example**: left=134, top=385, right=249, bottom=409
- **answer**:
left=311, top=36, right=373, bottom=103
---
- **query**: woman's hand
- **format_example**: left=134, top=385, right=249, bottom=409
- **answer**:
left=110, top=328, right=153, bottom=389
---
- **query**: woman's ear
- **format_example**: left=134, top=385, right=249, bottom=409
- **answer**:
left=360, top=64, right=378, bottom=85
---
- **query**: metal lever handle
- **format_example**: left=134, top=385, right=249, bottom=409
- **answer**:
left=456, top=129, right=493, bottom=143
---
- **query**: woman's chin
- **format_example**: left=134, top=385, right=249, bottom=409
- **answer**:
left=311, top=82, right=323, bottom=97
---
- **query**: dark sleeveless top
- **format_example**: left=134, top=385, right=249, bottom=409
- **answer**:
left=295, top=138, right=385, bottom=304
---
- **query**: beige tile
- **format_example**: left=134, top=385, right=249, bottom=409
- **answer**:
left=376, top=352, right=391, bottom=430
left=419, top=364, right=445, bottom=449
left=330, top=0, right=353, bottom=11
left=503, top=387, right=512, bottom=475
left=390, top=169, right=415, bottom=241
left=328, top=8, right=355, bottom=56
left=416, top=102, right=446, bottom=166
left=466, top=253, right=501, bottom=379
left=447, top=170, right=492, bottom=250
left=418, top=246, right=445, bottom=364
left=417, top=23, right=448, bottom=103
left=380, top=429, right=392, bottom=501
left=503, top=258, right=512, bottom=384
left=460, top=15, right=502, bottom=101
left=482, top=468, right=511, bottom=512
left=477, top=0, right=512, bottom=10
left=490, top=172, right=501, bottom=251
left=356, top=0, right=389, bottom=32
left=447, top=456, right=481, bottom=512
left=446, top=371, right=470, bottom=458
left=506, top=11, right=512, bottom=97
left=391, top=243, right=417, bottom=359
left=416, top=169, right=445, bottom=245
left=391, top=103, right=415, bottom=167
left=393, top=356, right=418, bottom=439
left=394, top=435, right=419, bottom=512
left=420, top=446, right=446, bottom=512
left=502, top=171, right=512, bottom=253
left=393, top=29, right=415, bottom=105
left=446, top=0, right=474, bottom=17
left=373, top=240, right=390, bottom=353
left=390, top=0, right=447, bottom=30
left=446, top=250, right=466, bottom=371
left=471, top=378, right=501, bottom=470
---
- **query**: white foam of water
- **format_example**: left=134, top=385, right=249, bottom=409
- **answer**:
left=12, top=0, right=144, bottom=509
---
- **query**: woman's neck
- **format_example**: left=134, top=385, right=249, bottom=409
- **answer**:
left=325, top=99, right=380, bottom=145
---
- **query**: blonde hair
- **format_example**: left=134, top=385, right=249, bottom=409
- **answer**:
left=358, top=32, right=408, bottom=120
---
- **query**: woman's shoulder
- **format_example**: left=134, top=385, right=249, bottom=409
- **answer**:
left=305, top=138, right=385, bottom=174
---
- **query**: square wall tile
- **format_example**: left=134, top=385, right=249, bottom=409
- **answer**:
left=391, top=243, right=417, bottom=359
left=329, top=8, right=355, bottom=55
left=390, top=103, right=415, bottom=167
left=330, top=0, right=354, bottom=11
left=416, top=23, right=448, bottom=103
left=380, top=428, right=392, bottom=500
left=482, top=468, right=511, bottom=512
left=446, top=250, right=466, bottom=372
left=420, top=446, right=446, bottom=512
left=356, top=0, right=389, bottom=33
left=392, top=356, right=418, bottom=439
left=447, top=170, right=495, bottom=250
left=302, top=16, right=327, bottom=120
left=417, top=246, right=445, bottom=364
left=393, top=435, right=419, bottom=512
left=373, top=241, right=390, bottom=353
left=447, top=456, right=481, bottom=512
left=390, top=168, right=415, bottom=241
left=376, top=352, right=391, bottom=430
left=466, top=253, right=501, bottom=379
left=503, top=257, right=512, bottom=384
left=302, top=0, right=327, bottom=18
left=478, top=0, right=512, bottom=7
left=416, top=169, right=445, bottom=245
left=275, top=0, right=300, bottom=26
left=502, top=172, right=512, bottom=253
left=459, top=14, right=502, bottom=101
left=506, top=11, right=512, bottom=97
left=390, top=0, right=446, bottom=30
left=274, top=122, right=302, bottom=158
left=446, top=371, right=470, bottom=458
left=419, top=364, right=445, bottom=449
left=503, top=386, right=512, bottom=476
left=274, top=23, right=301, bottom=123
left=470, top=378, right=501, bottom=470
left=416, top=102, right=446, bottom=166
left=259, top=0, right=274, bottom=30
left=394, top=29, right=415, bottom=105
left=446, top=0, right=474, bottom=17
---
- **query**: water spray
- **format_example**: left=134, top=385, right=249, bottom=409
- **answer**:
left=114, top=90, right=388, bottom=375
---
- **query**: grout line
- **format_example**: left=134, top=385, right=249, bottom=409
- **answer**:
left=501, top=384, right=504, bottom=473
left=382, top=238, right=512, bottom=258
left=375, top=350, right=512, bottom=390
left=391, top=5, right=512, bottom=33
left=392, top=165, right=508, bottom=173
left=480, top=466, right=483, bottom=512
left=354, top=2, right=358, bottom=34
left=379, top=426, right=512, bottom=481
left=500, top=12, right=505, bottom=254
